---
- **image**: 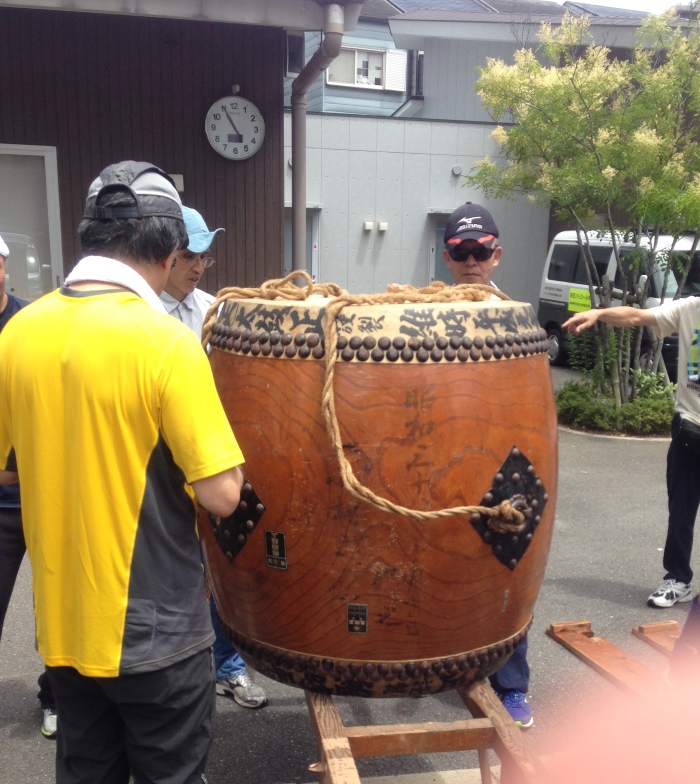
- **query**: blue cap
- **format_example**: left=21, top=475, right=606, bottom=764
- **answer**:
left=182, top=206, right=225, bottom=253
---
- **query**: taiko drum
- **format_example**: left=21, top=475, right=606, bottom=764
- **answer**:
left=201, top=294, right=558, bottom=697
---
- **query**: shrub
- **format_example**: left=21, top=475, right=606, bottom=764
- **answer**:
left=555, top=380, right=674, bottom=435
left=555, top=381, right=617, bottom=431
left=617, top=397, right=675, bottom=435
left=632, top=369, right=677, bottom=400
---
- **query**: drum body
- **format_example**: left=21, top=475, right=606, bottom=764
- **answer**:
left=202, top=296, right=558, bottom=697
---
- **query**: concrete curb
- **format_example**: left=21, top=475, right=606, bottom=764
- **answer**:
left=558, top=425, right=670, bottom=442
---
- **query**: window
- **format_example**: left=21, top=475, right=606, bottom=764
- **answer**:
left=677, top=251, right=700, bottom=296
left=547, top=244, right=579, bottom=283
left=547, top=243, right=611, bottom=285
left=0, top=145, right=63, bottom=302
left=616, top=247, right=683, bottom=300
left=572, top=245, right=612, bottom=285
left=327, top=48, right=407, bottom=92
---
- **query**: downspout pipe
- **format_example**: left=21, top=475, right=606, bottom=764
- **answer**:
left=291, top=4, right=345, bottom=274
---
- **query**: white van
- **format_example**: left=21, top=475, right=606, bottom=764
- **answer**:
left=537, top=231, right=700, bottom=380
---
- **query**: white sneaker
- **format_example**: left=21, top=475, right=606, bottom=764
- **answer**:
left=216, top=672, right=267, bottom=708
left=647, top=579, right=693, bottom=608
left=41, top=708, right=57, bottom=739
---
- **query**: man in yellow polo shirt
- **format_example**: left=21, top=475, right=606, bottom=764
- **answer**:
left=0, top=161, right=245, bottom=784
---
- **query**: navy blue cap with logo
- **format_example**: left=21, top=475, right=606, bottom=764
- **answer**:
left=444, top=202, right=499, bottom=246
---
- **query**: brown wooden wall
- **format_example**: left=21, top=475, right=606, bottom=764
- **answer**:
left=0, top=7, right=285, bottom=290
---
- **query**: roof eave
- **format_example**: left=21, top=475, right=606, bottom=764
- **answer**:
left=0, top=0, right=329, bottom=29
left=389, top=15, right=642, bottom=48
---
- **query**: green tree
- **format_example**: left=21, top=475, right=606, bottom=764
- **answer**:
left=467, top=12, right=700, bottom=408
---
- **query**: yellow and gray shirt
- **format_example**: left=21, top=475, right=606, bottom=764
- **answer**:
left=0, top=286, right=244, bottom=677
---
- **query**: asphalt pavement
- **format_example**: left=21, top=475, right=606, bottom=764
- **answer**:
left=0, top=367, right=694, bottom=784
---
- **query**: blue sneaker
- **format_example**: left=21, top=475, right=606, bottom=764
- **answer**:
left=500, top=689, right=533, bottom=728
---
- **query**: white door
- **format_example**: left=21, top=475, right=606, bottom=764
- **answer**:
left=0, top=145, right=63, bottom=301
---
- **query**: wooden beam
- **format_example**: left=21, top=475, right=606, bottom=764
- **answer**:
left=345, top=719, right=494, bottom=758
left=546, top=621, right=660, bottom=696
left=305, top=691, right=362, bottom=784
left=478, top=748, right=494, bottom=784
left=460, top=680, right=544, bottom=784
left=631, top=620, right=680, bottom=657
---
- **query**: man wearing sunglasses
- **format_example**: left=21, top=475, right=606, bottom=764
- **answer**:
left=443, top=201, right=502, bottom=288
left=443, top=202, right=533, bottom=729
left=159, top=206, right=222, bottom=336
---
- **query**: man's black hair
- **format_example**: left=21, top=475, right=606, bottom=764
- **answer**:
left=78, top=191, right=187, bottom=265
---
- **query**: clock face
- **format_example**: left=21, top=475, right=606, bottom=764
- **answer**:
left=205, top=96, right=265, bottom=160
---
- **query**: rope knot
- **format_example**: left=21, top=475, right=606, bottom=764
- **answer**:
left=485, top=499, right=528, bottom=535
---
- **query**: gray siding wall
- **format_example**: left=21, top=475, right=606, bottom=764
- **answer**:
left=284, top=20, right=407, bottom=116
left=284, top=112, right=549, bottom=307
left=421, top=39, right=520, bottom=122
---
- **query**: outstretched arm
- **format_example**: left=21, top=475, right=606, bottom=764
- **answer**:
left=563, top=306, right=657, bottom=336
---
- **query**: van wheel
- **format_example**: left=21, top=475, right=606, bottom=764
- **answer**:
left=546, top=327, right=567, bottom=367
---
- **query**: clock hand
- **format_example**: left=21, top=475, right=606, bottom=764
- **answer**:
left=223, top=106, right=241, bottom=136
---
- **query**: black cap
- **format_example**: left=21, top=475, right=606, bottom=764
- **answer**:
left=83, top=161, right=183, bottom=222
left=444, top=202, right=499, bottom=246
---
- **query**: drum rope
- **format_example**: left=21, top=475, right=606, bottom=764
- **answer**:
left=201, top=272, right=526, bottom=535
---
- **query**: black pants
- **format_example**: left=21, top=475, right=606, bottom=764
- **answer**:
left=664, top=414, right=700, bottom=585
left=47, top=648, right=215, bottom=784
left=0, top=507, right=25, bottom=638
left=0, top=506, right=56, bottom=710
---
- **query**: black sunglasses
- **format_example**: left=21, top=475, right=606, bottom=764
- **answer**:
left=448, top=243, right=496, bottom=262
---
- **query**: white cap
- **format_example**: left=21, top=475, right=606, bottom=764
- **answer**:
left=0, top=235, right=8, bottom=259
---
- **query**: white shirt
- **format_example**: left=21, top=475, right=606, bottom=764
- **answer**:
left=159, top=289, right=215, bottom=338
left=652, top=296, right=700, bottom=425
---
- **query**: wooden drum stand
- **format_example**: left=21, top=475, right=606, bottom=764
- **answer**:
left=305, top=680, right=545, bottom=784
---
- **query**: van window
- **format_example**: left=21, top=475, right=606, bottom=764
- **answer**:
left=617, top=247, right=681, bottom=300
left=547, top=243, right=611, bottom=284
left=672, top=251, right=700, bottom=297
left=547, top=244, right=578, bottom=282
left=573, top=245, right=613, bottom=285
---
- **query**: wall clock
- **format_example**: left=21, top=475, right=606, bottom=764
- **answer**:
left=205, top=95, right=265, bottom=160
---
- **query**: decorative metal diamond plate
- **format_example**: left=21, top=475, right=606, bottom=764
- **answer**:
left=208, top=480, right=266, bottom=563
left=470, top=447, right=548, bottom=570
